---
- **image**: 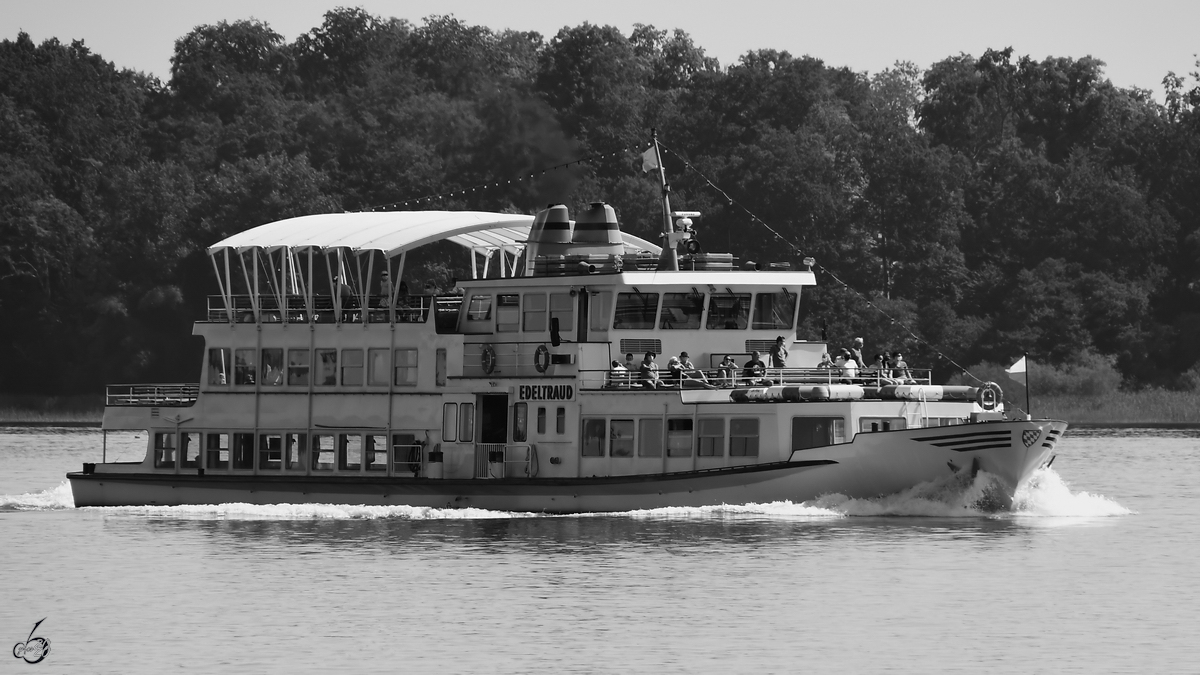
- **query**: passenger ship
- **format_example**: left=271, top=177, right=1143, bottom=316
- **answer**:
left=68, top=154, right=1065, bottom=511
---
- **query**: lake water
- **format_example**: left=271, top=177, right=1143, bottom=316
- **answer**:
left=2, top=427, right=1196, bottom=673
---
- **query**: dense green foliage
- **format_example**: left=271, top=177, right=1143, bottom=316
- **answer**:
left=3, top=11, right=1199, bottom=393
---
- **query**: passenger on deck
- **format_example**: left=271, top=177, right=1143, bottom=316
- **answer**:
left=849, top=337, right=865, bottom=370
left=379, top=270, right=393, bottom=307
left=607, top=360, right=630, bottom=388
left=639, top=352, right=663, bottom=389
left=817, top=352, right=835, bottom=369
left=716, top=355, right=737, bottom=386
left=676, top=351, right=715, bottom=389
left=624, top=353, right=635, bottom=370
left=742, top=351, right=767, bottom=385
left=865, top=353, right=898, bottom=385
left=769, top=336, right=789, bottom=368
left=889, top=351, right=912, bottom=382
left=836, top=349, right=858, bottom=383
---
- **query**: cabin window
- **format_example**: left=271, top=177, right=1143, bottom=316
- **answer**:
left=311, top=434, right=335, bottom=471
left=154, top=432, right=176, bottom=468
left=659, top=293, right=704, bottom=330
left=436, top=349, right=447, bottom=386
left=860, top=417, right=907, bottom=433
left=927, top=417, right=966, bottom=427
left=285, top=433, right=307, bottom=470
left=365, top=435, right=388, bottom=472
left=550, top=293, right=574, bottom=333
left=582, top=418, right=606, bottom=457
left=261, top=349, right=284, bottom=386
left=667, top=418, right=694, bottom=457
left=614, top=292, right=659, bottom=330
left=316, top=349, right=337, bottom=386
left=234, top=349, right=257, bottom=385
left=513, top=403, right=528, bottom=442
left=338, top=434, right=363, bottom=471
left=639, top=419, right=664, bottom=457
left=181, top=432, right=201, bottom=469
left=556, top=407, right=566, bottom=434
left=232, top=433, right=254, bottom=469
left=258, top=434, right=283, bottom=470
left=288, top=350, right=310, bottom=386
left=205, top=433, right=229, bottom=470
left=610, top=419, right=635, bottom=457
left=366, top=349, right=389, bottom=386
left=707, top=294, right=751, bottom=330
left=341, top=349, right=364, bottom=386
left=466, top=295, right=492, bottom=320
left=752, top=292, right=797, bottom=330
left=537, top=407, right=547, bottom=434
left=459, top=403, right=476, bottom=442
left=208, top=348, right=230, bottom=385
left=442, top=404, right=458, bottom=443
left=589, top=291, right=612, bottom=332
left=791, top=417, right=846, bottom=451
left=496, top=294, right=520, bottom=332
left=392, top=433, right=420, bottom=474
left=523, top=293, right=547, bottom=332
left=394, top=348, right=418, bottom=386
left=730, top=419, right=760, bottom=457
left=697, top=418, right=725, bottom=457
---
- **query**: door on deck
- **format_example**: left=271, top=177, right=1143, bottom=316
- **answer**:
left=477, top=394, right=510, bottom=477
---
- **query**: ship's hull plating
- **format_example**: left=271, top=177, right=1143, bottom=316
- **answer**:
left=68, top=420, right=1065, bottom=512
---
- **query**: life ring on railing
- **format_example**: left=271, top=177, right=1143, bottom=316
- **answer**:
left=534, top=344, right=551, bottom=373
left=481, top=345, right=497, bottom=374
left=978, top=381, right=1002, bottom=411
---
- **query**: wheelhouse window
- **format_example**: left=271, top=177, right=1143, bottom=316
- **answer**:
left=791, top=417, right=846, bottom=451
left=639, top=419, right=663, bottom=457
left=550, top=293, right=574, bottom=333
left=667, top=418, right=693, bottom=457
left=707, top=294, right=751, bottom=330
left=659, top=293, right=705, bottom=329
left=610, top=419, right=635, bottom=457
left=466, top=295, right=492, bottom=320
left=589, top=291, right=612, bottom=332
left=752, top=292, right=797, bottom=330
left=582, top=418, right=605, bottom=457
left=208, top=348, right=230, bottom=385
left=154, top=432, right=176, bottom=468
left=523, top=293, right=547, bottom=332
left=288, top=349, right=310, bottom=386
left=730, top=419, right=760, bottom=457
left=860, top=417, right=907, bottom=433
left=697, top=418, right=725, bottom=457
left=613, top=292, right=659, bottom=329
left=234, top=349, right=257, bottom=385
left=316, top=349, right=337, bottom=386
left=496, top=294, right=520, bottom=332
left=394, top=348, right=418, bottom=386
left=341, top=349, right=364, bottom=386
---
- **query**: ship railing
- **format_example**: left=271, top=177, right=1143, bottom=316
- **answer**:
left=581, top=367, right=933, bottom=391
left=474, top=443, right=535, bottom=478
left=391, top=443, right=424, bottom=476
left=206, top=294, right=434, bottom=324
left=106, top=383, right=200, bottom=407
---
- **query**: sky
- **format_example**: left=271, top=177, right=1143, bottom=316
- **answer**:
left=6, top=0, right=1199, bottom=98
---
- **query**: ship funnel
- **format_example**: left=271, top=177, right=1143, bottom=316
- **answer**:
left=524, top=204, right=572, bottom=276
left=570, top=202, right=623, bottom=258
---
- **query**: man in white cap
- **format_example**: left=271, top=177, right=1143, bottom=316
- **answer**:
left=850, top=337, right=865, bottom=371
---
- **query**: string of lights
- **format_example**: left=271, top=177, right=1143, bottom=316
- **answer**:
left=659, top=141, right=985, bottom=385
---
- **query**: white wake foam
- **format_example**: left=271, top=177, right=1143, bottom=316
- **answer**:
left=0, top=481, right=75, bottom=510
left=1011, top=467, right=1133, bottom=517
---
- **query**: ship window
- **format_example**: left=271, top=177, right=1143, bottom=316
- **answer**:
left=927, top=417, right=966, bottom=427
left=556, top=407, right=566, bottom=434
left=791, top=417, right=846, bottom=451
left=261, top=348, right=284, bottom=386
left=610, top=419, right=634, bottom=457
left=208, top=348, right=230, bottom=385
left=513, top=403, right=528, bottom=442
left=589, top=292, right=612, bottom=332
left=730, top=419, right=760, bottom=457
left=697, top=418, right=725, bottom=457
left=639, top=419, right=663, bottom=457
left=367, top=349, right=389, bottom=386
left=285, top=433, right=307, bottom=471
left=752, top=292, right=797, bottom=330
left=365, top=435, right=388, bottom=472
left=341, top=349, right=363, bottom=386
left=706, top=294, right=751, bottom=330
left=442, top=404, right=458, bottom=443
left=205, top=433, right=229, bottom=470
left=311, top=434, right=335, bottom=471
left=496, top=294, right=520, bottom=332
left=338, top=434, right=362, bottom=471
left=667, top=418, right=693, bottom=457
left=258, top=434, right=283, bottom=470
left=181, top=432, right=201, bottom=469
left=614, top=292, right=659, bottom=330
left=316, top=349, right=337, bottom=386
left=459, top=403, right=475, bottom=442
left=392, top=433, right=420, bottom=474
left=536, top=407, right=546, bottom=434
left=232, top=433, right=254, bottom=469
left=523, top=293, right=547, bottom=332
left=582, top=418, right=605, bottom=457
left=860, top=417, right=907, bottom=433
left=288, top=349, right=310, bottom=386
left=550, top=293, right=574, bottom=332
left=154, top=432, right=176, bottom=468
left=394, top=348, right=418, bottom=386
left=234, top=349, right=257, bottom=385
left=436, top=348, right=447, bottom=386
left=466, top=295, right=492, bottom=320
left=659, top=293, right=704, bottom=330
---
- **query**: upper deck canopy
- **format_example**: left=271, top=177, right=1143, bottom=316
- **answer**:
left=207, top=211, right=661, bottom=258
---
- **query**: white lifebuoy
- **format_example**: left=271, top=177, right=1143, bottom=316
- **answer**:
left=534, top=344, right=551, bottom=373
left=978, top=381, right=1002, bottom=411
left=481, top=345, right=497, bottom=374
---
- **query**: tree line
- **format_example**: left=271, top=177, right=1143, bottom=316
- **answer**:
left=2, top=8, right=1199, bottom=394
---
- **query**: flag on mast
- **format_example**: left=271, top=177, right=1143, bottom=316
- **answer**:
left=1006, top=356, right=1027, bottom=385
left=641, top=147, right=659, bottom=173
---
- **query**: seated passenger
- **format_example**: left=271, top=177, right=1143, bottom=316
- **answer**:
left=677, top=351, right=716, bottom=389
left=817, top=352, right=835, bottom=369
left=836, top=348, right=858, bottom=383
left=665, top=356, right=684, bottom=385
left=716, top=355, right=738, bottom=386
left=639, top=352, right=663, bottom=389
left=742, top=351, right=768, bottom=385
left=865, top=353, right=899, bottom=385
left=889, top=351, right=913, bottom=383
left=624, top=352, right=635, bottom=370
left=607, top=360, right=630, bottom=388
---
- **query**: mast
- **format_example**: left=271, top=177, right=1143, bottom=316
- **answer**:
left=652, top=129, right=679, bottom=271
